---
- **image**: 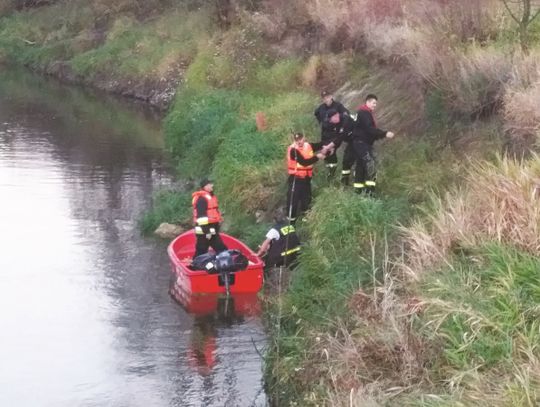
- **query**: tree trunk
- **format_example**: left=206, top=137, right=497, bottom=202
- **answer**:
left=519, top=23, right=530, bottom=53
left=216, top=0, right=232, bottom=28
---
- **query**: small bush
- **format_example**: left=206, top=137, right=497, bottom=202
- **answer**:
left=409, top=45, right=512, bottom=118
left=138, top=190, right=191, bottom=235
left=249, top=58, right=304, bottom=94
left=300, top=53, right=349, bottom=90
left=164, top=88, right=243, bottom=174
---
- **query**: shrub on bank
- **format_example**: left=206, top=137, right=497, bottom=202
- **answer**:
left=138, top=190, right=191, bottom=235
left=164, top=89, right=244, bottom=178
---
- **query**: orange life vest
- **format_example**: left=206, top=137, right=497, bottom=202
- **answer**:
left=192, top=190, right=223, bottom=225
left=287, top=142, right=314, bottom=178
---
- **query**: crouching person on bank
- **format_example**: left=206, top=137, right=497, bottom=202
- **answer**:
left=256, top=208, right=301, bottom=271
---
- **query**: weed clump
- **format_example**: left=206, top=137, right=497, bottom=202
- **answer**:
left=403, top=156, right=540, bottom=278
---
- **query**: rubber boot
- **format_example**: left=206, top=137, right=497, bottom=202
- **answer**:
left=326, top=165, right=337, bottom=180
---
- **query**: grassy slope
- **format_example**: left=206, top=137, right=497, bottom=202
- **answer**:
left=3, top=1, right=540, bottom=406
left=0, top=1, right=216, bottom=107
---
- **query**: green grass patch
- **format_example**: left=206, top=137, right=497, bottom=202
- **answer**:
left=422, top=244, right=540, bottom=373
left=138, top=190, right=192, bottom=235
left=71, top=10, right=214, bottom=78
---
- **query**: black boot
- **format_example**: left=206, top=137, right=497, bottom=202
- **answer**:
left=326, top=165, right=337, bottom=180
left=353, top=184, right=365, bottom=195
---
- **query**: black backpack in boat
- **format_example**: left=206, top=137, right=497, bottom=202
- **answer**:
left=191, top=250, right=248, bottom=274
left=191, top=252, right=217, bottom=272
left=215, top=249, right=248, bottom=273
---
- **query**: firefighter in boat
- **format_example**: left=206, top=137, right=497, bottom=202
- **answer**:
left=192, top=178, right=228, bottom=259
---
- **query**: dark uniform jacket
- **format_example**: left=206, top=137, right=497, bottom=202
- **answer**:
left=353, top=108, right=387, bottom=146
left=321, top=112, right=355, bottom=147
left=314, top=100, right=349, bottom=135
left=267, top=223, right=301, bottom=266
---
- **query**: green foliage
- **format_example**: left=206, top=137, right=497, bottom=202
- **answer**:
left=420, top=244, right=540, bottom=391
left=425, top=90, right=449, bottom=131
left=164, top=88, right=248, bottom=176
left=247, top=58, right=304, bottom=94
left=183, top=45, right=214, bottom=91
left=212, top=121, right=283, bottom=205
left=378, top=136, right=456, bottom=206
left=286, top=189, right=400, bottom=320
left=0, top=3, right=214, bottom=78
left=6, top=2, right=535, bottom=404
left=138, top=190, right=192, bottom=235
left=222, top=209, right=269, bottom=248
left=71, top=10, right=213, bottom=78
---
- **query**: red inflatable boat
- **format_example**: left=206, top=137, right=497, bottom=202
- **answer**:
left=168, top=230, right=264, bottom=294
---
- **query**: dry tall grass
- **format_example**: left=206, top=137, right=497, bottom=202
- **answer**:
left=402, top=155, right=540, bottom=279
left=301, top=0, right=512, bottom=121
left=312, top=244, right=429, bottom=406
left=504, top=82, right=540, bottom=143
left=503, top=51, right=540, bottom=143
left=317, top=156, right=540, bottom=405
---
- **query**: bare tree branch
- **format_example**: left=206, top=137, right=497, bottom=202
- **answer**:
left=501, top=0, right=521, bottom=23
left=530, top=6, right=540, bottom=23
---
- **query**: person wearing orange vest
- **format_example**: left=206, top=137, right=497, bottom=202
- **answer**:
left=286, top=132, right=328, bottom=222
left=192, top=178, right=227, bottom=259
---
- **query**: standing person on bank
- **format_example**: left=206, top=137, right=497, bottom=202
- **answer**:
left=352, top=94, right=395, bottom=195
left=192, top=179, right=228, bottom=259
left=256, top=208, right=301, bottom=270
left=287, top=132, right=328, bottom=222
left=314, top=90, right=350, bottom=176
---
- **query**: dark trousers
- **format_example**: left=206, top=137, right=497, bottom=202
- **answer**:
left=324, top=150, right=338, bottom=175
left=194, top=224, right=228, bottom=258
left=353, top=141, right=377, bottom=195
left=321, top=138, right=338, bottom=176
left=341, top=142, right=355, bottom=185
left=264, top=252, right=298, bottom=271
left=286, top=176, right=312, bottom=221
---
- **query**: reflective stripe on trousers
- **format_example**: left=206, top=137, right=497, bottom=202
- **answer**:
left=281, top=247, right=301, bottom=256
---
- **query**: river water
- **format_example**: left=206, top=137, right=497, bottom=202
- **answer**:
left=0, top=68, right=266, bottom=407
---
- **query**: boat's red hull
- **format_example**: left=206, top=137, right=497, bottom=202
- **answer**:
left=170, top=285, right=261, bottom=317
left=167, top=230, right=264, bottom=294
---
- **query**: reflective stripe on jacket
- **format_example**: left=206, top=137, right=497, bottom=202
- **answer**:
left=268, top=223, right=301, bottom=261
